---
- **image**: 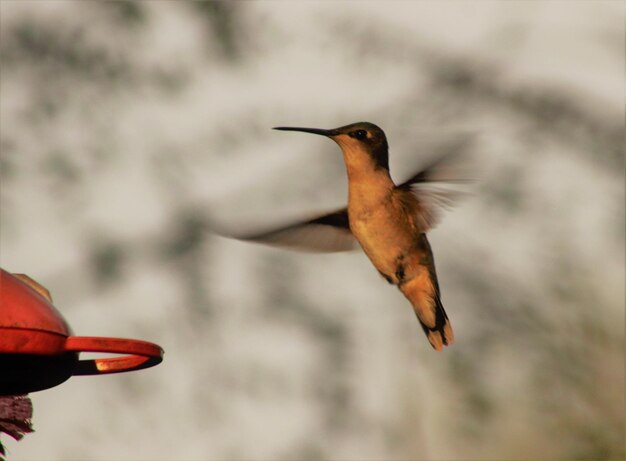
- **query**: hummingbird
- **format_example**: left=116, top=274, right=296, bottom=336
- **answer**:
left=237, top=122, right=470, bottom=351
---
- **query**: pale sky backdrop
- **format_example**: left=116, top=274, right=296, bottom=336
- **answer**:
left=1, top=1, right=624, bottom=460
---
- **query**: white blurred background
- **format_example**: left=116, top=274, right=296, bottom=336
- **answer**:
left=1, top=1, right=623, bottom=460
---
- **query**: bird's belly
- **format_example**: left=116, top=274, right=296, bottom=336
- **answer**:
left=349, top=207, right=416, bottom=282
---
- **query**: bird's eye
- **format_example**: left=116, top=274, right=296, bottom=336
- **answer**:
left=352, top=130, right=368, bottom=140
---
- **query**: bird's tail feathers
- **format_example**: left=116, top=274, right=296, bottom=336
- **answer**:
left=399, top=275, right=454, bottom=351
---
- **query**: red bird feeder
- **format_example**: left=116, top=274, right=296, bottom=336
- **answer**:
left=0, top=268, right=163, bottom=395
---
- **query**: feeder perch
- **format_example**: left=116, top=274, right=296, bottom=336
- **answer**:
left=0, top=268, right=163, bottom=455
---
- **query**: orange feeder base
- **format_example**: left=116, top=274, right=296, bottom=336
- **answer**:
left=0, top=269, right=163, bottom=395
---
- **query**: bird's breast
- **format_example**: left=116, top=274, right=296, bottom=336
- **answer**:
left=348, top=190, right=420, bottom=283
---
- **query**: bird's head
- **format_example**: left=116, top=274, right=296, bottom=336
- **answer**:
left=274, top=121, right=389, bottom=171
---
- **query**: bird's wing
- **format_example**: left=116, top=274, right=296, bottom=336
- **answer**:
left=235, top=208, right=358, bottom=253
left=396, top=137, right=475, bottom=232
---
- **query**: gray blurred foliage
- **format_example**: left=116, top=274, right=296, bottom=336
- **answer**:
left=0, top=2, right=623, bottom=460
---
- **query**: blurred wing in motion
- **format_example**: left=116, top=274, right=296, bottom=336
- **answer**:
left=234, top=208, right=358, bottom=253
left=396, top=134, right=477, bottom=232
left=226, top=134, right=476, bottom=250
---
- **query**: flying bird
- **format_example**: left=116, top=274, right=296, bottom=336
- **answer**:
left=235, top=122, right=472, bottom=351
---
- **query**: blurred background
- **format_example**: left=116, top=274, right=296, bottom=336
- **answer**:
left=1, top=1, right=623, bottom=460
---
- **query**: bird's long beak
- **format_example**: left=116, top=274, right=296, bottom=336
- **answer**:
left=273, top=126, right=338, bottom=137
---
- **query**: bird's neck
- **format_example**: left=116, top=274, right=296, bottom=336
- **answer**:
left=343, top=159, right=395, bottom=207
left=334, top=141, right=394, bottom=206
left=339, top=143, right=388, bottom=177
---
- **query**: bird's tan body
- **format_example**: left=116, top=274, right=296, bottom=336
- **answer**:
left=261, top=122, right=458, bottom=351
left=337, top=135, right=454, bottom=351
